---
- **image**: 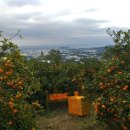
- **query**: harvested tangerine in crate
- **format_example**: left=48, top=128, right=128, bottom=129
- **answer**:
left=68, top=96, right=90, bottom=116
left=74, top=91, right=79, bottom=96
left=49, top=94, right=57, bottom=101
left=49, top=93, right=68, bottom=101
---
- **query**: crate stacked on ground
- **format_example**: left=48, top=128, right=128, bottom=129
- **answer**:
left=68, top=96, right=90, bottom=116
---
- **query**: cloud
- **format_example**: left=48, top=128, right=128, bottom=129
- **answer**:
left=1, top=18, right=113, bottom=47
left=0, top=2, right=114, bottom=47
left=4, top=0, right=40, bottom=7
left=86, top=8, right=97, bottom=12
left=0, top=0, right=130, bottom=47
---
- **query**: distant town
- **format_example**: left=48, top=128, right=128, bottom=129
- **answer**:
left=20, top=46, right=108, bottom=61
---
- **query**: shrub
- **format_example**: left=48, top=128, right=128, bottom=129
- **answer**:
left=94, top=29, right=130, bottom=130
left=0, top=34, right=40, bottom=130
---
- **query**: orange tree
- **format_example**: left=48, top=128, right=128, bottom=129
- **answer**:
left=94, top=29, right=130, bottom=130
left=0, top=34, right=40, bottom=130
left=77, top=58, right=101, bottom=102
left=29, top=57, right=81, bottom=107
left=60, top=61, right=81, bottom=95
left=30, top=50, right=101, bottom=107
left=40, top=50, right=80, bottom=95
left=29, top=52, right=94, bottom=111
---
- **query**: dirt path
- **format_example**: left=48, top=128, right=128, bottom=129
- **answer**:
left=36, top=109, right=108, bottom=130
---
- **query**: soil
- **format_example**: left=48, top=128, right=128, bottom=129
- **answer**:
left=36, top=108, right=108, bottom=130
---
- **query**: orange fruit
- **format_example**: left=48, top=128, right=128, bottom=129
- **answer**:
left=7, top=81, right=14, bottom=86
left=8, top=121, right=13, bottom=125
left=107, top=69, right=111, bottom=73
left=99, top=82, right=103, bottom=86
left=13, top=109, right=18, bottom=113
left=121, top=60, right=125, bottom=64
left=122, top=126, right=127, bottom=130
left=102, top=104, right=106, bottom=109
left=0, top=68, right=4, bottom=73
left=3, top=76, right=7, bottom=80
left=8, top=101, right=13, bottom=105
left=5, top=71, right=12, bottom=76
left=118, top=71, right=123, bottom=75
left=0, top=77, right=4, bottom=81
left=123, top=85, right=128, bottom=91
left=17, top=81, right=23, bottom=86
left=98, top=97, right=102, bottom=101
left=15, top=95, right=19, bottom=99
left=15, top=93, right=22, bottom=99
left=110, top=98, right=114, bottom=102
left=8, top=101, right=14, bottom=108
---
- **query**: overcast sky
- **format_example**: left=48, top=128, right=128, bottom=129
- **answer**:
left=0, top=0, right=130, bottom=47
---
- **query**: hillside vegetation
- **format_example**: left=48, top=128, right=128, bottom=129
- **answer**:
left=0, top=29, right=129, bottom=130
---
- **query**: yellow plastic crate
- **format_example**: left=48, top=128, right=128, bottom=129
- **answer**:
left=68, top=96, right=90, bottom=116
